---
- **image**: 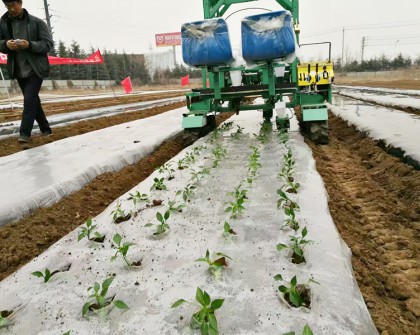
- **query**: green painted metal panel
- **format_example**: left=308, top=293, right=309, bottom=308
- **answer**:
left=189, top=100, right=212, bottom=112
left=299, top=93, right=325, bottom=105
left=182, top=115, right=207, bottom=129
left=302, top=107, right=328, bottom=122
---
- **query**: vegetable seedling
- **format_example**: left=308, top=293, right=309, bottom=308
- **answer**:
left=128, top=191, right=149, bottom=206
left=0, top=310, right=13, bottom=329
left=278, top=131, right=290, bottom=145
left=150, top=177, right=167, bottom=191
left=190, top=167, right=209, bottom=183
left=223, top=221, right=237, bottom=237
left=220, top=121, right=234, bottom=131
left=284, top=206, right=300, bottom=231
left=277, top=189, right=300, bottom=211
left=111, top=234, right=136, bottom=267
left=167, top=199, right=186, bottom=213
left=177, top=158, right=189, bottom=170
left=32, top=268, right=57, bottom=283
left=225, top=184, right=248, bottom=218
left=208, top=129, right=221, bottom=143
left=184, top=152, right=196, bottom=165
left=31, top=264, right=71, bottom=283
left=171, top=287, right=224, bottom=334
left=157, top=162, right=175, bottom=180
left=274, top=274, right=319, bottom=309
left=195, top=250, right=232, bottom=279
left=212, top=145, right=227, bottom=168
left=282, top=178, right=301, bottom=194
left=82, top=277, right=129, bottom=317
left=176, top=183, right=196, bottom=202
left=283, top=324, right=314, bottom=335
left=144, top=211, right=170, bottom=236
left=193, top=145, right=207, bottom=156
left=276, top=227, right=313, bottom=264
left=230, top=125, right=243, bottom=140
left=111, top=201, right=131, bottom=224
left=78, top=218, right=105, bottom=243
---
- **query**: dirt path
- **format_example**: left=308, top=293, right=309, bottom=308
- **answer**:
left=0, top=113, right=233, bottom=282
left=307, top=114, right=420, bottom=334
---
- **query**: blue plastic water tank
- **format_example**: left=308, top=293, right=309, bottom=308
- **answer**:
left=182, top=18, right=233, bottom=67
left=242, top=11, right=296, bottom=62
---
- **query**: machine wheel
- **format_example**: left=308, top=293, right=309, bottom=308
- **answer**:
left=182, top=114, right=217, bottom=147
left=263, top=109, right=273, bottom=122
left=183, top=129, right=201, bottom=147
left=306, top=121, right=329, bottom=144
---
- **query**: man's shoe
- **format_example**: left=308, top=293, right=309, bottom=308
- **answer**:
left=18, top=135, right=30, bottom=143
left=41, top=130, right=52, bottom=136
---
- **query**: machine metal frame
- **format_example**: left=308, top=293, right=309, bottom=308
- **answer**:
left=182, top=0, right=333, bottom=144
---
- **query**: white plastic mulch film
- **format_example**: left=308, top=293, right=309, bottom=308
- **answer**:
left=0, top=107, right=184, bottom=227
left=0, top=110, right=378, bottom=334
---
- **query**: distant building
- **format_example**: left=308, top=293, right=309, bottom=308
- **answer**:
left=144, top=50, right=176, bottom=74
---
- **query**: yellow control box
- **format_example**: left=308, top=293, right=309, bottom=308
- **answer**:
left=298, top=62, right=334, bottom=87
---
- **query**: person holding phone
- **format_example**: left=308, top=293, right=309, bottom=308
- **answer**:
left=0, top=0, right=54, bottom=143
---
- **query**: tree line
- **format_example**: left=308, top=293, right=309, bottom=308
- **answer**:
left=0, top=40, right=201, bottom=85
left=335, top=53, right=419, bottom=72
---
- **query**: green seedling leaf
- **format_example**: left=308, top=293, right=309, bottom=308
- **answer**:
left=274, top=274, right=283, bottom=281
left=278, top=285, right=288, bottom=293
left=113, top=300, right=129, bottom=310
left=196, top=287, right=205, bottom=306
left=289, top=291, right=302, bottom=307
left=276, top=243, right=288, bottom=251
left=101, top=277, right=114, bottom=297
left=31, top=271, right=44, bottom=278
left=82, top=301, right=94, bottom=317
left=210, top=299, right=224, bottom=310
left=303, top=324, right=314, bottom=335
left=171, top=299, right=187, bottom=308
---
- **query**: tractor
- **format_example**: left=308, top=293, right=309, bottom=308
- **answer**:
left=181, top=0, right=334, bottom=145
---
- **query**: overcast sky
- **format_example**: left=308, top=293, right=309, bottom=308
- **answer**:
left=23, top=0, right=420, bottom=63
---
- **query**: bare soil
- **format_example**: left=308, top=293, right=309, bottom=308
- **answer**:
left=335, top=78, right=420, bottom=90
left=307, top=113, right=420, bottom=335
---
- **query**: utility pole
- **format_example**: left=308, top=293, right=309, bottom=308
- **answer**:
left=43, top=0, right=52, bottom=35
left=341, top=27, right=345, bottom=66
left=361, top=36, right=365, bottom=63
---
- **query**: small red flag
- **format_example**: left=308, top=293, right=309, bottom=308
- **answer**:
left=206, top=79, right=210, bottom=88
left=181, top=75, right=190, bottom=86
left=121, top=76, right=133, bottom=94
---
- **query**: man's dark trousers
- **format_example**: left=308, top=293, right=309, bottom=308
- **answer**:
left=17, top=75, right=51, bottom=137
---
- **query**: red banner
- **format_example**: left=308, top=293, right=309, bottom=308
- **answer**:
left=121, top=76, right=133, bottom=94
left=155, top=32, right=181, bottom=47
left=181, top=75, right=189, bottom=87
left=0, top=50, right=104, bottom=65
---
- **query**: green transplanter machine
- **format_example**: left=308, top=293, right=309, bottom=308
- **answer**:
left=181, top=0, right=334, bottom=144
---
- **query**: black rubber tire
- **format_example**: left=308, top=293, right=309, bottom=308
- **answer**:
left=263, top=109, right=273, bottom=122
left=307, top=121, right=329, bottom=144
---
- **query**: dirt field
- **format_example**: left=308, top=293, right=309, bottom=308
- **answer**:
left=308, top=114, right=420, bottom=335
left=0, top=80, right=419, bottom=334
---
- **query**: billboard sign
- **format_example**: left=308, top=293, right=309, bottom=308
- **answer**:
left=155, top=32, right=182, bottom=47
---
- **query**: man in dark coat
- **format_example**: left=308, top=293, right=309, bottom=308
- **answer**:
left=0, top=0, right=54, bottom=142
